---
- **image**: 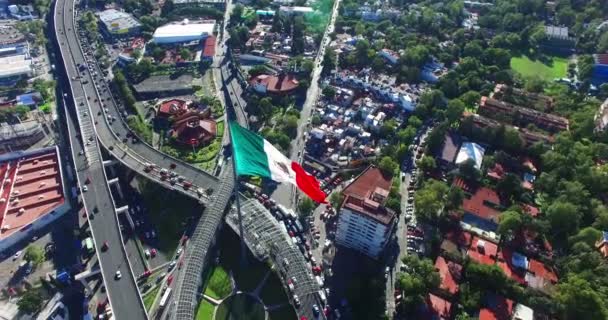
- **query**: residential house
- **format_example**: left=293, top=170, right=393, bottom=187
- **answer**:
left=594, top=98, right=608, bottom=132
left=335, top=166, right=396, bottom=259
left=462, top=112, right=555, bottom=146
left=418, top=294, right=452, bottom=320
left=434, top=256, right=462, bottom=295
left=436, top=132, right=462, bottom=170
left=542, top=25, right=574, bottom=52
left=467, top=236, right=498, bottom=265
left=477, top=294, right=514, bottom=320
left=479, top=96, right=569, bottom=133
left=249, top=73, right=299, bottom=95
left=592, top=54, right=608, bottom=87
left=491, top=84, right=554, bottom=113
left=454, top=177, right=502, bottom=233
left=379, top=49, right=400, bottom=65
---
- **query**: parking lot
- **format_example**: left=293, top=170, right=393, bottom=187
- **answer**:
left=0, top=212, right=80, bottom=296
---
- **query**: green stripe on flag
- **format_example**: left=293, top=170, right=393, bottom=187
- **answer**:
left=229, top=122, right=272, bottom=178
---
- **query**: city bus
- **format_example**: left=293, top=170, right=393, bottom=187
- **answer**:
left=159, top=288, right=172, bottom=309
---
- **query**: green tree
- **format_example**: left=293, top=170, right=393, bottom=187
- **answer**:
left=329, top=192, right=343, bottom=210
left=179, top=47, right=192, bottom=60
left=378, top=157, right=398, bottom=176
left=298, top=198, right=315, bottom=216
left=458, top=160, right=481, bottom=183
left=446, top=187, right=465, bottom=210
left=24, top=244, right=45, bottom=268
left=568, top=227, right=602, bottom=248
left=414, top=180, right=449, bottom=222
left=322, top=86, right=336, bottom=98
left=546, top=202, right=581, bottom=240
left=17, top=290, right=43, bottom=315
left=446, top=99, right=466, bottom=124
left=497, top=210, right=523, bottom=237
left=496, top=173, right=523, bottom=202
left=555, top=276, right=608, bottom=320
left=417, top=155, right=436, bottom=173
left=396, top=255, right=440, bottom=313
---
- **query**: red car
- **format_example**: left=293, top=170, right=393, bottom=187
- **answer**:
left=151, top=249, right=157, bottom=257
left=101, top=241, right=109, bottom=251
left=170, top=163, right=177, bottom=169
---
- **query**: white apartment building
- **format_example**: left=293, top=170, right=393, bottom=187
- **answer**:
left=335, top=166, right=396, bottom=259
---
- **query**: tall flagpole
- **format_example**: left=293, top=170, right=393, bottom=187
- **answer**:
left=227, top=121, right=248, bottom=267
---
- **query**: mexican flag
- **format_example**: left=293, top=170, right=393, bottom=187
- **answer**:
left=229, top=121, right=327, bottom=203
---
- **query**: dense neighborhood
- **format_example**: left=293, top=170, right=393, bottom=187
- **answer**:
left=1, top=0, right=608, bottom=318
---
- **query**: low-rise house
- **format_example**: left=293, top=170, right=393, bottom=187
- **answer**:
left=440, top=228, right=473, bottom=258
left=436, top=132, right=462, bottom=170
left=491, top=84, right=554, bottom=113
left=117, top=37, right=146, bottom=65
left=479, top=96, right=569, bottom=133
left=592, top=54, right=608, bottom=87
left=418, top=294, right=452, bottom=320
left=453, top=177, right=502, bottom=232
left=477, top=294, right=513, bottom=320
left=379, top=49, right=400, bottom=65
left=434, top=256, right=462, bottom=295
left=462, top=112, right=555, bottom=146
left=594, top=98, right=608, bottom=132
left=249, top=73, right=299, bottom=95
left=525, top=258, right=558, bottom=294
left=467, top=236, right=498, bottom=265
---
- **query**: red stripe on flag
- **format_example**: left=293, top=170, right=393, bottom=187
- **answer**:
left=290, top=162, right=327, bottom=203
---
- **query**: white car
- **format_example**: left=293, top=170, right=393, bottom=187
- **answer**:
left=145, top=249, right=150, bottom=258
left=115, top=270, right=122, bottom=280
left=13, top=250, right=22, bottom=261
left=82, top=185, right=88, bottom=192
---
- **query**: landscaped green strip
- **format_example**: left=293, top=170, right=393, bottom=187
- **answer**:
left=205, top=266, right=232, bottom=300
left=196, top=299, right=216, bottom=320
left=143, top=285, right=161, bottom=311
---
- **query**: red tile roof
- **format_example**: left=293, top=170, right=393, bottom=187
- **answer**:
left=0, top=148, right=65, bottom=240
left=340, top=166, right=395, bottom=226
left=454, top=178, right=502, bottom=222
left=171, top=112, right=217, bottom=147
left=435, top=257, right=462, bottom=295
left=426, top=294, right=452, bottom=320
left=527, top=259, right=558, bottom=283
left=202, top=35, right=216, bottom=58
left=249, top=73, right=299, bottom=94
left=478, top=295, right=514, bottom=320
left=444, top=229, right=473, bottom=248
left=158, top=99, right=189, bottom=117
left=496, top=249, right=526, bottom=284
left=467, top=236, right=498, bottom=265
left=596, top=53, right=608, bottom=65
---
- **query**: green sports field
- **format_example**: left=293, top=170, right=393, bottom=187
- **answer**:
left=510, top=55, right=568, bottom=81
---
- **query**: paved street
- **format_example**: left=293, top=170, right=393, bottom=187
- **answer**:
left=272, top=0, right=343, bottom=208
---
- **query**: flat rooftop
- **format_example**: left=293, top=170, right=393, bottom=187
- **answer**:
left=0, top=54, right=32, bottom=78
left=0, top=147, right=65, bottom=240
left=153, top=21, right=215, bottom=40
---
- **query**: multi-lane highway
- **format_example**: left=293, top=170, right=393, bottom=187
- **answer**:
left=53, top=0, right=224, bottom=317
left=53, top=0, right=147, bottom=318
